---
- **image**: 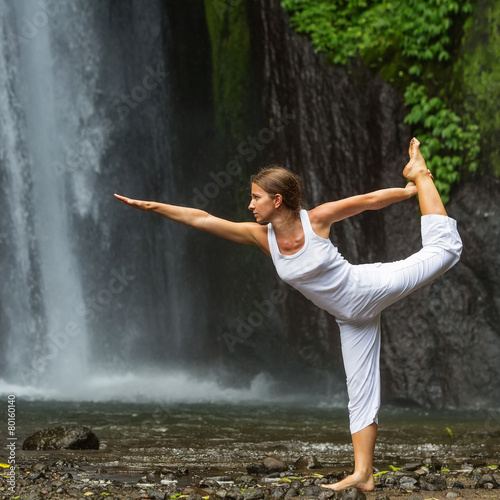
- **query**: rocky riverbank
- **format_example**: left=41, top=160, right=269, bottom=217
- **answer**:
left=2, top=453, right=499, bottom=500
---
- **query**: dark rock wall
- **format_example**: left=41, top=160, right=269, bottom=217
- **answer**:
left=168, top=0, right=500, bottom=407
left=253, top=0, right=500, bottom=407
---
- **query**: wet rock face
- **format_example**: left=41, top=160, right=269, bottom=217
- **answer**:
left=22, top=425, right=99, bottom=450
left=253, top=0, right=500, bottom=408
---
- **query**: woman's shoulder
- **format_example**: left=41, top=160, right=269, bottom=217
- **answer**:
left=304, top=206, right=327, bottom=227
left=304, top=206, right=332, bottom=240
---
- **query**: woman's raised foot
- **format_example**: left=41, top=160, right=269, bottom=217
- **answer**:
left=321, top=471, right=375, bottom=492
left=403, top=137, right=430, bottom=182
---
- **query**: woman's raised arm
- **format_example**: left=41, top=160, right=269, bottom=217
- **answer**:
left=114, top=194, right=269, bottom=252
left=308, top=184, right=417, bottom=237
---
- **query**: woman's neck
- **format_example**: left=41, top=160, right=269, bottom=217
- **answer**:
left=271, top=209, right=302, bottom=237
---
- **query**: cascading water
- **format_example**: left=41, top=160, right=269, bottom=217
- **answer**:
left=0, top=1, right=46, bottom=393
left=0, top=0, right=282, bottom=403
left=1, top=0, right=92, bottom=394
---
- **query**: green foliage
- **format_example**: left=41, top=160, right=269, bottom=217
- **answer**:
left=404, top=84, right=480, bottom=204
left=281, top=0, right=480, bottom=201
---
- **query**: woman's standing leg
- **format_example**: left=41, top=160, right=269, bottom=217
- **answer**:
left=323, top=423, right=378, bottom=492
left=323, top=316, right=382, bottom=492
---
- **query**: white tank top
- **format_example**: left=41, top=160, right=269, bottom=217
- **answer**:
left=267, top=209, right=354, bottom=320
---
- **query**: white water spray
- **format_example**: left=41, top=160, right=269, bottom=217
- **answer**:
left=5, top=0, right=90, bottom=389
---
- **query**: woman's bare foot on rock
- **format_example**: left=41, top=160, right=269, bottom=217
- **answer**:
left=321, top=471, right=375, bottom=492
left=403, top=137, right=431, bottom=182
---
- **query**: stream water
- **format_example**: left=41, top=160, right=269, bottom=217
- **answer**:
left=2, top=401, right=498, bottom=483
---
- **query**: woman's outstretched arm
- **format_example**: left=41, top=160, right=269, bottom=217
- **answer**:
left=114, top=194, right=269, bottom=252
left=309, top=183, right=417, bottom=237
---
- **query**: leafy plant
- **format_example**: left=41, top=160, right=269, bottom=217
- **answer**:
left=281, top=0, right=480, bottom=202
left=404, top=84, right=480, bottom=203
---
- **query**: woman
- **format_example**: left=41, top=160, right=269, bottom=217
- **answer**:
left=115, top=138, right=462, bottom=492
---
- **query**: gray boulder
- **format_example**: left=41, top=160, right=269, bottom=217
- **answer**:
left=22, top=425, right=99, bottom=450
left=247, top=456, right=288, bottom=475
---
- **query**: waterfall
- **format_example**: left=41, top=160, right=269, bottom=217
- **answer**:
left=0, top=0, right=282, bottom=403
left=0, top=2, right=44, bottom=392
left=1, top=0, right=92, bottom=394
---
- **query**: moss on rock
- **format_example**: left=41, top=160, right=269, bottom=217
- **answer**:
left=204, top=0, right=252, bottom=141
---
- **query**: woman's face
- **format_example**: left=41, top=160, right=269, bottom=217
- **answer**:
left=248, top=183, right=278, bottom=223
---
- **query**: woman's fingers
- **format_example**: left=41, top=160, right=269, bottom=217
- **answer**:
left=114, top=194, right=136, bottom=204
left=114, top=193, right=131, bottom=204
left=114, top=194, right=151, bottom=211
left=114, top=193, right=138, bottom=207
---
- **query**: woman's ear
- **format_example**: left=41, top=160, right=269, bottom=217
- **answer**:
left=274, top=193, right=283, bottom=208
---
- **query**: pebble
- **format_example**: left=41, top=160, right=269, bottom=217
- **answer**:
left=294, top=455, right=322, bottom=469
left=262, top=457, right=288, bottom=473
left=226, top=488, right=245, bottom=500
left=340, top=488, right=366, bottom=500
left=399, top=475, right=418, bottom=490
left=318, top=489, right=337, bottom=500
left=182, top=486, right=210, bottom=496
left=401, top=462, right=422, bottom=471
left=414, top=466, right=430, bottom=476
left=236, top=475, right=257, bottom=485
left=301, top=485, right=323, bottom=496
left=147, top=490, right=166, bottom=500
left=476, top=473, right=499, bottom=488
left=284, top=487, right=298, bottom=498
left=271, top=488, right=287, bottom=499
left=243, top=487, right=265, bottom=500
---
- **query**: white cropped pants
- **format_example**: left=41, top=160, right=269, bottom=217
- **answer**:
left=336, top=215, right=463, bottom=434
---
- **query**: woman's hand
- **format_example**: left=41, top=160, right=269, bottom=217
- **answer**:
left=114, top=194, right=153, bottom=211
left=405, top=181, right=417, bottom=197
